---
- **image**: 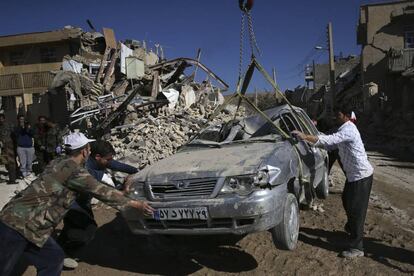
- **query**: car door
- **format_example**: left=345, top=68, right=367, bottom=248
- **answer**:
left=295, top=110, right=326, bottom=187
left=279, top=111, right=316, bottom=186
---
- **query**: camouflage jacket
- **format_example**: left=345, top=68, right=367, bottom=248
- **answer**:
left=0, top=157, right=131, bottom=247
left=34, top=124, right=61, bottom=153
left=0, top=122, right=13, bottom=144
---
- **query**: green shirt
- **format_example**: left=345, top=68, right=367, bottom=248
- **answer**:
left=0, top=157, right=130, bottom=247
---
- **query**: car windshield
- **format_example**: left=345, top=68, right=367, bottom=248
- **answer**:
left=189, top=108, right=286, bottom=146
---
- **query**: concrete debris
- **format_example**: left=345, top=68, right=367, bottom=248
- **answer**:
left=46, top=26, right=229, bottom=134
left=44, top=26, right=236, bottom=168
left=109, top=104, right=246, bottom=169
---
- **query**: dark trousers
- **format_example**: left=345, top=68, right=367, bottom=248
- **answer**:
left=0, top=221, right=64, bottom=276
left=35, top=150, right=55, bottom=174
left=342, top=174, right=373, bottom=250
left=56, top=209, right=97, bottom=256
left=328, top=149, right=343, bottom=174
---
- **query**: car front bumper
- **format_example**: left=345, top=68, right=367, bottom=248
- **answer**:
left=122, top=184, right=286, bottom=235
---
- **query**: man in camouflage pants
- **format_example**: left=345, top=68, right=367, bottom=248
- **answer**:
left=0, top=132, right=154, bottom=276
left=0, top=114, right=17, bottom=184
left=34, top=116, right=60, bottom=173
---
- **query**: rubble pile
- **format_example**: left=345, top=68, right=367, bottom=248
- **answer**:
left=109, top=104, right=245, bottom=169
left=47, top=26, right=229, bottom=136
left=44, top=26, right=238, bottom=167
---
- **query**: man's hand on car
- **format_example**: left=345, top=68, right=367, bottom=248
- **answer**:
left=129, top=200, right=155, bottom=217
left=123, top=175, right=134, bottom=194
left=291, top=130, right=306, bottom=140
left=291, top=130, right=319, bottom=144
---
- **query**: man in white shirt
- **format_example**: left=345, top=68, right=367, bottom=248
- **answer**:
left=292, top=106, right=373, bottom=258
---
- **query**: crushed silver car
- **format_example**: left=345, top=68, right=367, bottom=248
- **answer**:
left=123, top=104, right=329, bottom=250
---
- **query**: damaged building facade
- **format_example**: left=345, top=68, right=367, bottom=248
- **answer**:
left=287, top=55, right=360, bottom=120
left=0, top=27, right=83, bottom=122
left=358, top=0, right=414, bottom=119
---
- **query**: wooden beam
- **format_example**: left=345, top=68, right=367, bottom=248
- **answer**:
left=151, top=71, right=160, bottom=98
left=102, top=28, right=117, bottom=49
left=102, top=43, right=120, bottom=87
left=96, top=47, right=111, bottom=83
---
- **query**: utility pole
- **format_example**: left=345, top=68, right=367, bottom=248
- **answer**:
left=327, top=22, right=335, bottom=121
left=312, top=60, right=316, bottom=90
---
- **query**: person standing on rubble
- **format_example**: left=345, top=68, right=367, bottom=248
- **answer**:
left=0, top=114, right=17, bottom=184
left=57, top=140, right=139, bottom=269
left=292, top=106, right=373, bottom=258
left=34, top=116, right=61, bottom=173
left=14, top=115, right=35, bottom=179
left=0, top=132, right=153, bottom=276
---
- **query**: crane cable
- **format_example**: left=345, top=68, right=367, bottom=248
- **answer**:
left=237, top=0, right=261, bottom=83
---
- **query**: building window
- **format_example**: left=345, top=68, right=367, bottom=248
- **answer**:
left=40, top=47, right=57, bottom=63
left=405, top=31, right=414, bottom=48
left=9, top=51, right=25, bottom=65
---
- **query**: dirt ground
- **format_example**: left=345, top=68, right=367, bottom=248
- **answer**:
left=20, top=151, right=414, bottom=276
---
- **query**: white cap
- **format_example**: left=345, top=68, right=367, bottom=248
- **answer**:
left=63, top=132, right=95, bottom=150
left=351, top=111, right=357, bottom=120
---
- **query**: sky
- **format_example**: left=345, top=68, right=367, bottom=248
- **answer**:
left=0, top=0, right=385, bottom=93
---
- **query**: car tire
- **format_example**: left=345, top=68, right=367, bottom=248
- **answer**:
left=316, top=166, right=329, bottom=199
left=271, top=193, right=299, bottom=250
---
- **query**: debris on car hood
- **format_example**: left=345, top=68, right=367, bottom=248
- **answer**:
left=135, top=141, right=281, bottom=182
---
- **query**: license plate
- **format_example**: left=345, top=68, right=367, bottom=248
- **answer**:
left=153, top=207, right=208, bottom=221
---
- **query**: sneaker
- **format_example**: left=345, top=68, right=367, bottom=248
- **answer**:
left=340, top=248, right=364, bottom=258
left=63, top=257, right=78, bottom=269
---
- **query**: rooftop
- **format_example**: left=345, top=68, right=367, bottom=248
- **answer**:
left=0, top=27, right=82, bottom=48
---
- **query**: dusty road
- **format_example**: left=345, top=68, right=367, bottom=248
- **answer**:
left=20, top=152, right=414, bottom=275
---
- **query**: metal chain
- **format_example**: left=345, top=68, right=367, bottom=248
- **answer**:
left=247, top=11, right=261, bottom=56
left=238, top=12, right=246, bottom=82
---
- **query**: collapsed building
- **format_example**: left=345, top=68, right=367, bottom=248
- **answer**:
left=46, top=27, right=228, bottom=132
left=0, top=25, right=236, bottom=166
left=0, top=26, right=228, bottom=128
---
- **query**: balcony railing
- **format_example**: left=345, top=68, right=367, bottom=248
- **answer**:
left=388, top=48, right=414, bottom=73
left=0, top=71, right=54, bottom=92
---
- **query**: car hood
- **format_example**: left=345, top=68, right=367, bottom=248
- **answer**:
left=136, top=142, right=283, bottom=182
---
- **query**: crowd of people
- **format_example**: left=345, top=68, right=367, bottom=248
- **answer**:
left=0, top=114, right=61, bottom=183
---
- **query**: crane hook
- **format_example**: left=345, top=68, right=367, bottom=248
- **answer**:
left=239, top=0, right=254, bottom=12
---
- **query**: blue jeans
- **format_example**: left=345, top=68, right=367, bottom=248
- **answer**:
left=0, top=221, right=64, bottom=276
left=17, top=147, right=35, bottom=177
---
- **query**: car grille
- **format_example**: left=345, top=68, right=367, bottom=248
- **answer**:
left=149, top=178, right=218, bottom=199
left=144, top=218, right=234, bottom=229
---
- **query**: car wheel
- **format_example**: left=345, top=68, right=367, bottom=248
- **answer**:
left=316, top=166, right=329, bottom=199
left=271, top=193, right=299, bottom=250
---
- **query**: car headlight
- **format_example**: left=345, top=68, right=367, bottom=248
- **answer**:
left=254, top=165, right=281, bottom=187
left=220, top=175, right=256, bottom=196
left=253, top=171, right=270, bottom=186
left=129, top=182, right=145, bottom=197
left=220, top=166, right=282, bottom=195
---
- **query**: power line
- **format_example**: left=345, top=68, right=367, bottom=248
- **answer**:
left=278, top=29, right=326, bottom=76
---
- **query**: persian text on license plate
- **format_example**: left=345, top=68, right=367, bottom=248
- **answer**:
left=153, top=207, right=208, bottom=220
